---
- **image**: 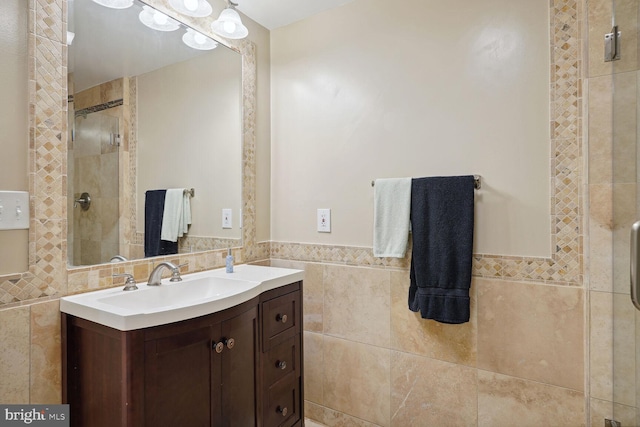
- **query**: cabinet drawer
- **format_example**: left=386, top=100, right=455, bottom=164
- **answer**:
left=264, top=373, right=300, bottom=427
left=262, top=291, right=300, bottom=351
left=264, top=336, right=299, bottom=386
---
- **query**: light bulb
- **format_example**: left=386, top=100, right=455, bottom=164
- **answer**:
left=194, top=32, right=207, bottom=45
left=183, top=0, right=198, bottom=11
left=153, top=11, right=169, bottom=25
left=223, top=21, right=236, bottom=34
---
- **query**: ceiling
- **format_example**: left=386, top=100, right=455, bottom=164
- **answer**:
left=234, top=0, right=355, bottom=30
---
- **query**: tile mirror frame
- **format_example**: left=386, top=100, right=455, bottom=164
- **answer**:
left=0, top=0, right=262, bottom=305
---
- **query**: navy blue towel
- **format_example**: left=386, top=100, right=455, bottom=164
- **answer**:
left=144, top=190, right=178, bottom=257
left=409, top=176, right=475, bottom=324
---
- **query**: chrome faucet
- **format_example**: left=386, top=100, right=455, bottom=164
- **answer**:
left=147, top=262, right=183, bottom=286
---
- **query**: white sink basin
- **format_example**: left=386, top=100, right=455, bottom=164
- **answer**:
left=60, top=265, right=304, bottom=331
left=96, top=276, right=253, bottom=312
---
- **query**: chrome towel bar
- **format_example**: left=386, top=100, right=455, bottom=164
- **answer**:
left=371, top=175, right=481, bottom=190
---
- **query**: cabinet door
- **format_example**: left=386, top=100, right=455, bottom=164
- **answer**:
left=218, top=305, right=259, bottom=426
left=144, top=325, right=216, bottom=427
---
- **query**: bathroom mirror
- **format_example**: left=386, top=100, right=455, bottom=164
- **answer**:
left=67, top=0, right=242, bottom=267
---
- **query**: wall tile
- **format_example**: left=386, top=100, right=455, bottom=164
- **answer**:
left=304, top=331, right=323, bottom=405
left=589, top=184, right=613, bottom=291
left=323, top=265, right=390, bottom=348
left=304, top=401, right=380, bottom=427
left=611, top=293, right=637, bottom=406
left=271, top=260, right=324, bottom=332
left=477, top=278, right=584, bottom=391
left=478, top=371, right=584, bottom=426
left=0, top=306, right=31, bottom=403
left=590, top=290, right=615, bottom=402
left=390, top=270, right=476, bottom=367
left=588, top=75, right=613, bottom=184
left=30, top=299, right=61, bottom=403
left=390, top=351, right=478, bottom=426
left=322, top=336, right=390, bottom=427
left=590, top=398, right=637, bottom=427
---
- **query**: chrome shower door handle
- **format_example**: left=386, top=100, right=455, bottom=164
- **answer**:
left=631, top=221, right=640, bottom=310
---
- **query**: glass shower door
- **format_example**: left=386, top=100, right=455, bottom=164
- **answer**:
left=69, top=110, right=120, bottom=266
left=612, top=0, right=640, bottom=424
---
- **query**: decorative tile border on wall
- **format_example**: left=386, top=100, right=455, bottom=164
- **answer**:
left=270, top=0, right=585, bottom=288
left=0, top=1, right=264, bottom=305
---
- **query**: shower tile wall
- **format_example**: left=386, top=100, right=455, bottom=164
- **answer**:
left=71, top=79, right=123, bottom=265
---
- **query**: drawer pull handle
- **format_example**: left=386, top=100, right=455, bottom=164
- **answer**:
left=213, top=341, right=224, bottom=354
left=276, top=360, right=287, bottom=370
left=225, top=337, right=235, bottom=349
left=276, top=313, right=288, bottom=324
left=277, top=406, right=288, bottom=417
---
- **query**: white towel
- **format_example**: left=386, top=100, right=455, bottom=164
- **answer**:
left=373, top=178, right=411, bottom=257
left=180, top=190, right=192, bottom=235
left=161, top=188, right=191, bottom=242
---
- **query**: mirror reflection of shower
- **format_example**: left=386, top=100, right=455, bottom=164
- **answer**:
left=68, top=108, right=120, bottom=266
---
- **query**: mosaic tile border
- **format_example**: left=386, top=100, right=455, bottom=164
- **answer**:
left=268, top=0, right=585, bottom=287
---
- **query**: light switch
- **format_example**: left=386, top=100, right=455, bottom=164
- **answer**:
left=317, top=209, right=331, bottom=233
left=222, top=209, right=232, bottom=229
left=0, top=191, right=29, bottom=230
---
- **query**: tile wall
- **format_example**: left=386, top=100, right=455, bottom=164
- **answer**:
left=0, top=0, right=633, bottom=425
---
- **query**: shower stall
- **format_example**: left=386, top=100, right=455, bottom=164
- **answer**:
left=67, top=109, right=120, bottom=266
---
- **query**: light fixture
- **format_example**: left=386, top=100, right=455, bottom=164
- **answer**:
left=182, top=28, right=218, bottom=50
left=211, top=1, right=248, bottom=40
left=91, top=0, right=133, bottom=9
left=168, top=0, right=213, bottom=18
left=139, top=5, right=180, bottom=31
left=66, top=31, right=75, bottom=46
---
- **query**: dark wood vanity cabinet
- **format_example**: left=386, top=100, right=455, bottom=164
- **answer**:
left=260, top=284, right=303, bottom=427
left=62, top=281, right=303, bottom=427
left=143, top=303, right=258, bottom=426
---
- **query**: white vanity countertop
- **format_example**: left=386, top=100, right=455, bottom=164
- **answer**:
left=60, top=264, right=304, bottom=331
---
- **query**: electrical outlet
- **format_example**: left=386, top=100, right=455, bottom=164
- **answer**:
left=317, top=209, right=331, bottom=233
left=222, top=209, right=232, bottom=229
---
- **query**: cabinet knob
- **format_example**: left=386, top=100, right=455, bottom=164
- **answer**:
left=276, top=406, right=288, bottom=417
left=276, top=313, right=288, bottom=324
left=225, top=338, right=235, bottom=349
left=276, top=360, right=287, bottom=370
left=213, top=341, right=224, bottom=353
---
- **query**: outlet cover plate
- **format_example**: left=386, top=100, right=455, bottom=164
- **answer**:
left=0, top=191, right=29, bottom=230
left=317, top=209, right=331, bottom=233
left=222, top=209, right=232, bottom=229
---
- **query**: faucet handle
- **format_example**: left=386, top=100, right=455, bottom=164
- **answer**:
left=169, top=263, right=187, bottom=282
left=113, top=273, right=138, bottom=291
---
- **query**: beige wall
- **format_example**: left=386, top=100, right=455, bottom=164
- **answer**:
left=0, top=0, right=29, bottom=274
left=270, top=0, right=551, bottom=257
left=136, top=48, right=243, bottom=239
